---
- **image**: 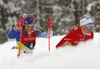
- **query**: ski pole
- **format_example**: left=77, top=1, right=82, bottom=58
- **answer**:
left=18, top=13, right=28, bottom=57
left=48, top=27, right=50, bottom=51
left=47, top=17, right=52, bottom=51
left=19, top=26, right=22, bottom=56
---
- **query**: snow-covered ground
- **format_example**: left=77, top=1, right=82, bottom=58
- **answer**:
left=0, top=32, right=100, bottom=69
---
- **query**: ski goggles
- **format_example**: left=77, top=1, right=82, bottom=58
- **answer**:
left=86, top=24, right=94, bottom=29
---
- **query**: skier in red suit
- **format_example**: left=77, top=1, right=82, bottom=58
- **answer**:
left=56, top=15, right=94, bottom=48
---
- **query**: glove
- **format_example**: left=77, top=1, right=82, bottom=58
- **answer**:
left=46, top=17, right=53, bottom=27
left=17, top=18, right=25, bottom=27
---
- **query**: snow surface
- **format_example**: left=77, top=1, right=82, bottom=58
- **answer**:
left=0, top=32, right=100, bottom=69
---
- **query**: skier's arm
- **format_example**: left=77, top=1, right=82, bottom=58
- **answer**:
left=35, top=17, right=53, bottom=38
left=8, top=27, right=20, bottom=39
left=35, top=29, right=53, bottom=38
left=56, top=31, right=74, bottom=48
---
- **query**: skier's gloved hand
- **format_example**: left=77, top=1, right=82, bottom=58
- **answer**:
left=17, top=18, right=25, bottom=27
left=46, top=17, right=53, bottom=27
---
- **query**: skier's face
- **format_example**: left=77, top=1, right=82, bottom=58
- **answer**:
left=25, top=23, right=35, bottom=33
left=81, top=22, right=94, bottom=35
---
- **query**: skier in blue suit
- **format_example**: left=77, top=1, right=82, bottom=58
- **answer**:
left=8, top=14, right=53, bottom=56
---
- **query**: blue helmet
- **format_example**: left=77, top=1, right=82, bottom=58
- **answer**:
left=24, top=17, right=36, bottom=24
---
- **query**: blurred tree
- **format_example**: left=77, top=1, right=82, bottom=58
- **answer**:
left=87, top=0, right=100, bottom=32
left=0, top=0, right=19, bottom=43
left=0, top=0, right=100, bottom=44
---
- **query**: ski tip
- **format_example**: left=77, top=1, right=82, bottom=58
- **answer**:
left=49, top=17, right=51, bottom=19
left=23, top=16, right=26, bottom=18
left=23, top=13, right=28, bottom=17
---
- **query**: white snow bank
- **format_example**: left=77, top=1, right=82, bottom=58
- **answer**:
left=0, top=32, right=100, bottom=69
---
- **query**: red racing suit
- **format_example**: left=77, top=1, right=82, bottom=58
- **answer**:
left=56, top=27, right=94, bottom=48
